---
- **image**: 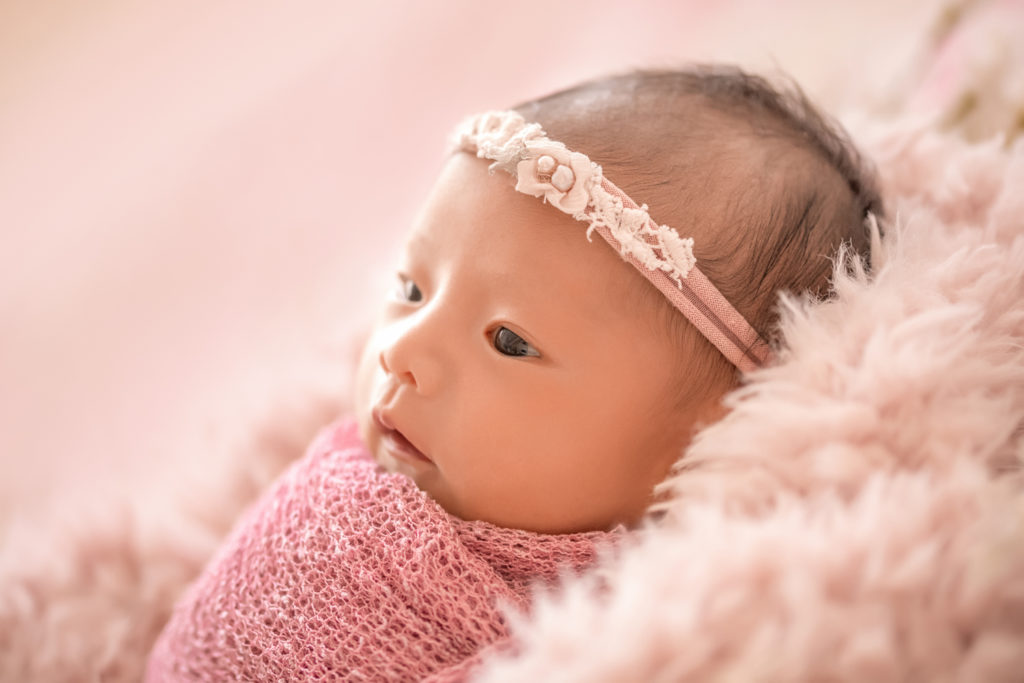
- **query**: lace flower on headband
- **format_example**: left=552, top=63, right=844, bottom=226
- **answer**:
left=515, top=145, right=593, bottom=214
left=451, top=110, right=770, bottom=373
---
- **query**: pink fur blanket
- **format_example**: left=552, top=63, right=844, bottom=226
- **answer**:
left=3, top=126, right=1022, bottom=681
left=145, top=419, right=616, bottom=681
left=4, top=21, right=1024, bottom=678
left=467, top=127, right=1024, bottom=680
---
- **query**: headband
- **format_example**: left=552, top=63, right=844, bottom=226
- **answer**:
left=451, top=110, right=771, bottom=373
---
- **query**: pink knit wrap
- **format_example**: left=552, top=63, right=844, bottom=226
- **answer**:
left=146, top=418, right=618, bottom=681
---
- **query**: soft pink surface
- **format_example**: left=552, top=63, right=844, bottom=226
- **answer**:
left=146, top=417, right=615, bottom=681
left=4, top=2, right=1024, bottom=681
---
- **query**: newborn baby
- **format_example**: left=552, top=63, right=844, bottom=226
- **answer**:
left=147, top=65, right=882, bottom=680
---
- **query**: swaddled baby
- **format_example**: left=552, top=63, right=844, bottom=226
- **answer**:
left=147, top=65, right=882, bottom=681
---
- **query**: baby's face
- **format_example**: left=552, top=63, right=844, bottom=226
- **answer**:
left=354, top=154, right=700, bottom=533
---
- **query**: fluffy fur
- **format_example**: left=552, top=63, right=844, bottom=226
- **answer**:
left=4, top=121, right=1020, bottom=682
left=472, top=126, right=1024, bottom=681
left=4, top=24, right=1024, bottom=682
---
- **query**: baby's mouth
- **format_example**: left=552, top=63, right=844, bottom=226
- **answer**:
left=372, top=408, right=433, bottom=466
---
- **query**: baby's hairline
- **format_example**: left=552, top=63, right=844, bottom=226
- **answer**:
left=512, top=66, right=879, bottom=332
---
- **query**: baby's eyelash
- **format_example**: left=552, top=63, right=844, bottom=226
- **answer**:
left=394, top=274, right=423, bottom=303
left=492, top=327, right=540, bottom=358
left=388, top=277, right=539, bottom=359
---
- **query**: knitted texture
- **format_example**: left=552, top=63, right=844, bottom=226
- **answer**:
left=145, top=418, right=616, bottom=681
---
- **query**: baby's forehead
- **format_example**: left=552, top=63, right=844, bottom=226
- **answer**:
left=407, top=153, right=664, bottom=325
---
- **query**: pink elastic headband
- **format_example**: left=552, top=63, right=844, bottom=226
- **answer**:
left=452, top=111, right=771, bottom=373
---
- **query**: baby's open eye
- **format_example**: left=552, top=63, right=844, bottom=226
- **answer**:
left=492, top=327, right=540, bottom=358
left=394, top=274, right=423, bottom=303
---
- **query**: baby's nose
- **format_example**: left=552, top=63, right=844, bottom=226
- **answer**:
left=378, top=335, right=442, bottom=396
left=378, top=350, right=413, bottom=385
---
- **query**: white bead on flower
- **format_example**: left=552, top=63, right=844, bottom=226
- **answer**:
left=514, top=142, right=594, bottom=215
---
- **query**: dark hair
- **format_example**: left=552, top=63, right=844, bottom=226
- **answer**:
left=515, top=65, right=884, bottom=400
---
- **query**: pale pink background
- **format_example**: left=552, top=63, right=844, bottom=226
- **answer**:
left=0, top=1, right=939, bottom=524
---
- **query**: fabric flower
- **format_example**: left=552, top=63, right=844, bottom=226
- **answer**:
left=515, top=142, right=594, bottom=214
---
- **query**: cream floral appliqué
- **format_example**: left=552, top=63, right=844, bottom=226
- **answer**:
left=514, top=143, right=594, bottom=215
left=452, top=111, right=696, bottom=282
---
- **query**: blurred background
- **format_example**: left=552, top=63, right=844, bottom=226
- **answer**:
left=0, top=0, right=1014, bottom=527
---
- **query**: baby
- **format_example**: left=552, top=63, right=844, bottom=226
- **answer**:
left=148, top=65, right=881, bottom=680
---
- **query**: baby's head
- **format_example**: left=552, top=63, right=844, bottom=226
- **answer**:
left=355, top=65, right=882, bottom=534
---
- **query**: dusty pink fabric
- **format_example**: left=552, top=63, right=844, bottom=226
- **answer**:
left=145, top=418, right=616, bottom=681
left=591, top=179, right=770, bottom=373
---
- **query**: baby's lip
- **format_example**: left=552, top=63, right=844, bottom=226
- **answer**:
left=372, top=406, right=433, bottom=465
left=372, top=406, right=397, bottom=431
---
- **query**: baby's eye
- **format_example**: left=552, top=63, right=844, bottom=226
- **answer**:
left=394, top=274, right=423, bottom=303
left=492, top=327, right=540, bottom=358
